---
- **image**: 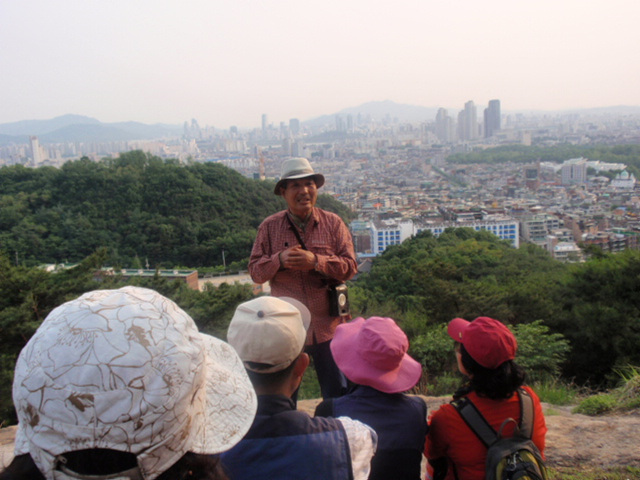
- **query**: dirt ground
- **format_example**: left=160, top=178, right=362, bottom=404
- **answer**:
left=2, top=396, right=639, bottom=471
left=299, top=396, right=640, bottom=471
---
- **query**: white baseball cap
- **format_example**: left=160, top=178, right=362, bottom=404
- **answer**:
left=227, top=296, right=311, bottom=373
left=12, top=286, right=257, bottom=480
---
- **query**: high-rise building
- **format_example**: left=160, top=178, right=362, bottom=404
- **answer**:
left=30, top=136, right=45, bottom=166
left=435, top=108, right=454, bottom=143
left=484, top=99, right=501, bottom=138
left=289, top=118, right=300, bottom=136
left=261, top=114, right=268, bottom=133
left=561, top=158, right=588, bottom=185
left=458, top=101, right=478, bottom=141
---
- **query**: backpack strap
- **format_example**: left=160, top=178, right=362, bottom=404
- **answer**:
left=451, top=397, right=498, bottom=448
left=452, top=388, right=535, bottom=447
left=517, top=387, right=535, bottom=439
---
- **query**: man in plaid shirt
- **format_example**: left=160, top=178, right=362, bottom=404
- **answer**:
left=249, top=158, right=357, bottom=399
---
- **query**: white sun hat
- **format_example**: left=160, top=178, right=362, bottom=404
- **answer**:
left=12, top=286, right=257, bottom=480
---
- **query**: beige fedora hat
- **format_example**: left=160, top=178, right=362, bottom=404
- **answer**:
left=274, top=157, right=325, bottom=195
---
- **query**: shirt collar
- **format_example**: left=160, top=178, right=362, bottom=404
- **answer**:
left=286, top=208, right=316, bottom=230
left=256, top=394, right=296, bottom=415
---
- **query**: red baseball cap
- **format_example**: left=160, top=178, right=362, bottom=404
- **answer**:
left=448, top=316, right=517, bottom=369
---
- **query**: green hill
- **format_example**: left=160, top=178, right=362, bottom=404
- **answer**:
left=0, top=150, right=351, bottom=268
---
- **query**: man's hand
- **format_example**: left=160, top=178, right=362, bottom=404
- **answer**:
left=279, top=246, right=317, bottom=271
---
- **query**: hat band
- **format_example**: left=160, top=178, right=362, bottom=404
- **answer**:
left=283, top=168, right=314, bottom=178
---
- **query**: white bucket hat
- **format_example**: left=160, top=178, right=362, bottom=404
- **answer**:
left=12, top=286, right=257, bottom=480
left=274, top=157, right=325, bottom=195
left=227, top=296, right=311, bottom=373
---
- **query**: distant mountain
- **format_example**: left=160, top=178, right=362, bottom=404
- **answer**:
left=40, top=124, right=134, bottom=143
left=558, top=105, right=640, bottom=116
left=0, top=133, right=28, bottom=145
left=0, top=115, right=182, bottom=144
left=0, top=114, right=101, bottom=136
left=304, top=100, right=441, bottom=127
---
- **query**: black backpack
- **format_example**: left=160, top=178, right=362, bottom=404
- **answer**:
left=452, top=388, right=548, bottom=480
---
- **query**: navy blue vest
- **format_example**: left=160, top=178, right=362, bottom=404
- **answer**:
left=221, top=395, right=353, bottom=480
left=316, top=386, right=428, bottom=480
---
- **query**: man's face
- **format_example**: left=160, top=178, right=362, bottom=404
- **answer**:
left=281, top=177, right=318, bottom=218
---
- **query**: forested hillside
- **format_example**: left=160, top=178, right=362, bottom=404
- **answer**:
left=2, top=151, right=639, bottom=428
left=350, top=228, right=640, bottom=386
left=446, top=144, right=640, bottom=177
left=0, top=150, right=353, bottom=268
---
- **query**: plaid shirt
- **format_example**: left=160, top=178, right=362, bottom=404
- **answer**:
left=249, top=208, right=357, bottom=344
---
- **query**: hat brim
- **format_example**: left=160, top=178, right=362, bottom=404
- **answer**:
left=191, top=334, right=257, bottom=454
left=278, top=296, right=311, bottom=332
left=448, top=317, right=470, bottom=343
left=330, top=318, right=422, bottom=394
left=274, top=174, right=325, bottom=195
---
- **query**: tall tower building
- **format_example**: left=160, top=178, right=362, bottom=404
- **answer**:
left=289, top=118, right=300, bottom=136
left=462, top=100, right=478, bottom=141
left=484, top=99, right=501, bottom=138
left=30, top=136, right=45, bottom=166
left=435, top=108, right=454, bottom=143
left=261, top=114, right=268, bottom=139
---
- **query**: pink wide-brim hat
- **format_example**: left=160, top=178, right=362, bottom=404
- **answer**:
left=330, top=316, right=422, bottom=394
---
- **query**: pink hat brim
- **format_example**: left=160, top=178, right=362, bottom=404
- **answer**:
left=330, top=317, right=422, bottom=394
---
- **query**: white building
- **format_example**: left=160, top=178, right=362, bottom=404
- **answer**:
left=371, top=218, right=414, bottom=254
left=364, top=216, right=520, bottom=255
left=561, top=157, right=587, bottom=185
left=521, top=214, right=561, bottom=246
left=29, top=136, right=47, bottom=166
left=549, top=241, right=583, bottom=263
left=611, top=170, right=636, bottom=189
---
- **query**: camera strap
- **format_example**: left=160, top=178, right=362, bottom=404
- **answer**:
left=285, top=213, right=308, bottom=250
left=284, top=213, right=338, bottom=287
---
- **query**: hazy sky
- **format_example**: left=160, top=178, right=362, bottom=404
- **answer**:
left=2, top=0, right=639, bottom=129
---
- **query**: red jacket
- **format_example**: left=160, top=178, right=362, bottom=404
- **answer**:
left=425, top=386, right=547, bottom=480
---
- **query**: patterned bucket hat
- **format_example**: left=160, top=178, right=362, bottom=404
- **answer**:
left=12, top=286, right=257, bottom=480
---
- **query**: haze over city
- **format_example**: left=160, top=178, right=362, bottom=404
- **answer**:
left=2, top=0, right=639, bottom=129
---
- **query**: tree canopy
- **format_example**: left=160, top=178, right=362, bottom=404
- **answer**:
left=0, top=151, right=354, bottom=268
left=351, top=228, right=640, bottom=387
left=446, top=144, right=640, bottom=178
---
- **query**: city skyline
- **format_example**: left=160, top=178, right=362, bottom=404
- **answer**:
left=2, top=0, right=639, bottom=129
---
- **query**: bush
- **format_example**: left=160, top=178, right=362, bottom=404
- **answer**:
left=533, top=378, right=578, bottom=406
left=410, top=324, right=456, bottom=383
left=512, top=320, right=570, bottom=383
left=421, top=373, right=461, bottom=397
left=573, top=394, right=617, bottom=415
left=411, top=320, right=570, bottom=387
left=614, top=365, right=640, bottom=410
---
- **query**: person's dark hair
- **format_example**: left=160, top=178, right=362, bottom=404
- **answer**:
left=0, top=454, right=44, bottom=480
left=158, top=452, right=226, bottom=480
left=245, top=356, right=299, bottom=390
left=454, top=344, right=526, bottom=400
left=0, top=452, right=227, bottom=480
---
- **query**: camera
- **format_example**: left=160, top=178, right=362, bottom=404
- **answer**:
left=328, top=283, right=349, bottom=317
